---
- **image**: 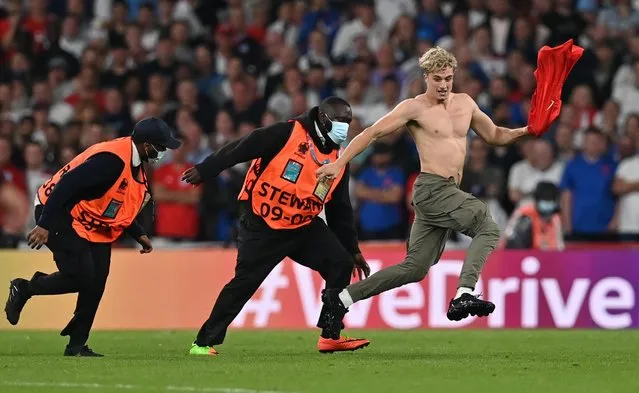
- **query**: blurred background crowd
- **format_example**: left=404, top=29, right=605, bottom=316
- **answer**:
left=1, top=0, right=639, bottom=249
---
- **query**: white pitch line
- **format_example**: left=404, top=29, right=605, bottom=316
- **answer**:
left=2, top=381, right=300, bottom=393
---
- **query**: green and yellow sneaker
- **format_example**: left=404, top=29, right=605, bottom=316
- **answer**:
left=189, top=343, right=219, bottom=356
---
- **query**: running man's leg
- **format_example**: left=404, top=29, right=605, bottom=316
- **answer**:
left=446, top=197, right=501, bottom=290
left=403, top=174, right=500, bottom=292
left=347, top=218, right=449, bottom=303
left=344, top=174, right=451, bottom=303
left=417, top=180, right=500, bottom=320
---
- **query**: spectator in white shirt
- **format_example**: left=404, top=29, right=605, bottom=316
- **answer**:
left=268, top=1, right=300, bottom=48
left=509, top=139, right=565, bottom=207
left=374, top=0, right=417, bottom=30
left=174, top=0, right=206, bottom=38
left=344, top=78, right=374, bottom=123
left=267, top=68, right=319, bottom=120
left=59, top=15, right=87, bottom=60
left=23, top=141, right=50, bottom=233
left=364, top=75, right=401, bottom=127
left=332, top=0, right=387, bottom=58
left=298, top=30, right=332, bottom=75
left=613, top=136, right=639, bottom=234
left=138, top=3, right=160, bottom=53
left=470, top=26, right=506, bottom=78
left=612, top=59, right=639, bottom=127
left=612, top=36, right=639, bottom=91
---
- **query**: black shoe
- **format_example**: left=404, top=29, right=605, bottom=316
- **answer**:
left=5, top=279, right=31, bottom=325
left=447, top=293, right=495, bottom=321
left=321, top=289, right=348, bottom=340
left=64, top=345, right=104, bottom=357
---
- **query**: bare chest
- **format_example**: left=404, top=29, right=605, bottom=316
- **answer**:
left=416, top=104, right=472, bottom=139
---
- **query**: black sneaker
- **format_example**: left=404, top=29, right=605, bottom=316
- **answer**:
left=321, top=289, right=348, bottom=339
left=5, top=279, right=31, bottom=325
left=447, top=293, right=495, bottom=321
left=64, top=345, right=104, bottom=357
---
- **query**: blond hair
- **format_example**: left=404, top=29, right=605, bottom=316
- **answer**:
left=418, top=46, right=458, bottom=75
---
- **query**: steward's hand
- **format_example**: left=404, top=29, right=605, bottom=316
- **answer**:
left=27, top=226, right=49, bottom=250
left=138, top=235, right=153, bottom=254
left=316, top=162, right=341, bottom=181
left=353, top=253, right=370, bottom=281
left=182, top=167, right=202, bottom=185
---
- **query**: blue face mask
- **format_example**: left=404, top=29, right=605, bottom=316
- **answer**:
left=536, top=200, right=557, bottom=217
left=326, top=115, right=350, bottom=144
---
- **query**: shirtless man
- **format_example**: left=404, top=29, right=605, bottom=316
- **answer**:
left=316, top=46, right=530, bottom=336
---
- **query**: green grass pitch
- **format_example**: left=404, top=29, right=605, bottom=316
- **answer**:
left=1, top=330, right=638, bottom=393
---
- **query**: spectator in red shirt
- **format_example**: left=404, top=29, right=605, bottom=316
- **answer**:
left=0, top=0, right=33, bottom=65
left=22, top=0, right=52, bottom=55
left=153, top=141, right=202, bottom=240
left=64, top=66, right=106, bottom=111
left=0, top=136, right=26, bottom=195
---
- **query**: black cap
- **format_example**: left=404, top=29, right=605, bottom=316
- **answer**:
left=131, top=117, right=181, bottom=149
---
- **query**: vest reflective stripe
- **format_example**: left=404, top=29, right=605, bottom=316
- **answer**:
left=238, top=121, right=345, bottom=229
left=37, top=137, right=149, bottom=243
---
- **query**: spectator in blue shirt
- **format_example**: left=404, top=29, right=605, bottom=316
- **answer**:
left=297, top=0, right=342, bottom=55
left=560, top=127, right=617, bottom=234
left=417, top=0, right=448, bottom=44
left=355, top=143, right=405, bottom=240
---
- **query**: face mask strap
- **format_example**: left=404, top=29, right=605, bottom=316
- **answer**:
left=147, top=143, right=164, bottom=163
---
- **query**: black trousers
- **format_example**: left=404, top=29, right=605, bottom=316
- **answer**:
left=29, top=205, right=112, bottom=348
left=195, top=213, right=354, bottom=347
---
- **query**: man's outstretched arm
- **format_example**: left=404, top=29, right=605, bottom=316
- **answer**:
left=469, top=95, right=530, bottom=146
left=333, top=99, right=419, bottom=168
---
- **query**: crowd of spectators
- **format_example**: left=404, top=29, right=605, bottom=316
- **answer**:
left=1, top=0, right=639, bottom=248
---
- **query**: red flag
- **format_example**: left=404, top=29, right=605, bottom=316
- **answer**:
left=527, top=39, right=584, bottom=137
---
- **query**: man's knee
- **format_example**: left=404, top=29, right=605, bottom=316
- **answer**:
left=478, top=213, right=500, bottom=247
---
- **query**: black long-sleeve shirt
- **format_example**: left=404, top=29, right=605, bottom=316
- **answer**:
left=196, top=108, right=361, bottom=255
left=37, top=152, right=146, bottom=240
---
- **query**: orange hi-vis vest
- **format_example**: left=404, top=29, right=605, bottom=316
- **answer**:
left=501, top=203, right=564, bottom=251
left=238, top=120, right=345, bottom=229
left=37, top=137, right=150, bottom=243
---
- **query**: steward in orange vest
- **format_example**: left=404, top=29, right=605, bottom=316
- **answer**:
left=182, top=97, right=371, bottom=355
left=5, top=117, right=182, bottom=357
left=500, top=181, right=565, bottom=250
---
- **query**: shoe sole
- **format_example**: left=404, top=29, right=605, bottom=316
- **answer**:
left=319, top=341, right=370, bottom=354
left=188, top=352, right=219, bottom=356
left=447, top=303, right=495, bottom=321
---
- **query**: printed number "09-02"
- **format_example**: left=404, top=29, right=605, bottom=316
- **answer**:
left=259, top=203, right=313, bottom=225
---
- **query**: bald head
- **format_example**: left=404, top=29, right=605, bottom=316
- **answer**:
left=318, top=96, right=352, bottom=124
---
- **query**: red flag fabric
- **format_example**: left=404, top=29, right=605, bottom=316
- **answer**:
left=527, top=39, right=584, bottom=137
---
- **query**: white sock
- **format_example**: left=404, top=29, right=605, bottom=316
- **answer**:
left=455, top=287, right=473, bottom=299
left=338, top=289, right=354, bottom=307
